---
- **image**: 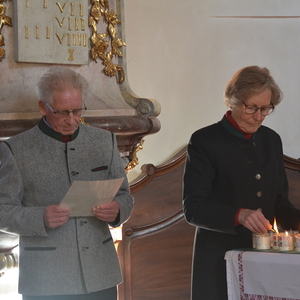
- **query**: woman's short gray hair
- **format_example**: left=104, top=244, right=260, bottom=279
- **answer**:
left=224, top=66, right=282, bottom=108
left=37, top=67, right=89, bottom=105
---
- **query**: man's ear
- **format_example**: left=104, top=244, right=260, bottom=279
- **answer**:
left=38, top=100, right=47, bottom=116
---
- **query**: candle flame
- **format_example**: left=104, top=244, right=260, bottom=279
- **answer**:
left=273, top=218, right=279, bottom=233
left=285, top=231, right=289, bottom=236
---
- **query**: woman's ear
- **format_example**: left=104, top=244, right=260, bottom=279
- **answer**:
left=38, top=100, right=47, bottom=116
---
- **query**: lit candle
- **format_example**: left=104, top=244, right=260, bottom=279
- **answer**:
left=271, top=232, right=279, bottom=250
left=255, top=233, right=271, bottom=250
left=278, top=231, right=294, bottom=251
left=271, top=218, right=279, bottom=250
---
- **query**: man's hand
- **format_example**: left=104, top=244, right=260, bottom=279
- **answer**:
left=238, top=208, right=272, bottom=234
left=43, top=204, right=71, bottom=229
left=92, top=200, right=120, bottom=222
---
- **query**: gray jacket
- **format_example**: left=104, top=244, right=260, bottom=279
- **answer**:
left=0, top=120, right=133, bottom=296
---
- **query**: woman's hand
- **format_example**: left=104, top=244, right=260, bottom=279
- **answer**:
left=238, top=208, right=272, bottom=234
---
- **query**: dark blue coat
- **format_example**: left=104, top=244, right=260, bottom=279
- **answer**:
left=183, top=115, right=300, bottom=300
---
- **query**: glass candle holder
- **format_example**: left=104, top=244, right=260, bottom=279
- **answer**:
left=270, top=232, right=279, bottom=250
left=294, top=233, right=300, bottom=252
left=278, top=232, right=294, bottom=251
left=255, top=233, right=271, bottom=250
left=291, top=230, right=299, bottom=248
left=252, top=232, right=256, bottom=249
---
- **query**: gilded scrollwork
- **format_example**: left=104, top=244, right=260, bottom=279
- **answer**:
left=0, top=0, right=126, bottom=83
left=0, top=0, right=12, bottom=61
left=89, top=0, right=126, bottom=83
left=125, top=139, right=145, bottom=173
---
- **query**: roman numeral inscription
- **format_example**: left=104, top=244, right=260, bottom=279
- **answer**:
left=15, top=0, right=89, bottom=65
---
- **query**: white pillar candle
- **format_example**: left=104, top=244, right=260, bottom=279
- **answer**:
left=291, top=230, right=299, bottom=247
left=252, top=233, right=256, bottom=249
left=270, top=232, right=279, bottom=250
left=255, top=233, right=271, bottom=250
left=294, top=233, right=300, bottom=252
left=278, top=232, right=294, bottom=251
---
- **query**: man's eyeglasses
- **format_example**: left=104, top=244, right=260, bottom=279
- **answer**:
left=242, top=102, right=274, bottom=116
left=45, top=102, right=87, bottom=118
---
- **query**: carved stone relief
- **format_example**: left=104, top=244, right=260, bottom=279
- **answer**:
left=14, top=0, right=90, bottom=64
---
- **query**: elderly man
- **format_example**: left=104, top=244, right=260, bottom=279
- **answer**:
left=0, top=67, right=134, bottom=300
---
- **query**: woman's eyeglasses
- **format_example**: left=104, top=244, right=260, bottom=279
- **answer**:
left=242, top=102, right=274, bottom=116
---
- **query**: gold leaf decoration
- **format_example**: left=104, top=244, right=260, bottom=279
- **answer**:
left=89, top=0, right=126, bottom=83
left=0, top=0, right=12, bottom=61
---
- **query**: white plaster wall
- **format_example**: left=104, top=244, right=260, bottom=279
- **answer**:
left=125, top=0, right=300, bottom=182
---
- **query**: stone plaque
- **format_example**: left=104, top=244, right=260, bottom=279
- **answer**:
left=14, top=0, right=89, bottom=65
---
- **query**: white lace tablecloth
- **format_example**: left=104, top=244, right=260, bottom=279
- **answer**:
left=225, top=250, right=300, bottom=300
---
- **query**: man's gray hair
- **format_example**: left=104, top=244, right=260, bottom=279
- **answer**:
left=37, top=67, right=89, bottom=104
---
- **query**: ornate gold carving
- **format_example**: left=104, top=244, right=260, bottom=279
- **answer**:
left=1, top=0, right=126, bottom=72
left=89, top=0, right=126, bottom=83
left=80, top=117, right=88, bottom=125
left=0, top=0, right=12, bottom=61
left=125, top=140, right=145, bottom=173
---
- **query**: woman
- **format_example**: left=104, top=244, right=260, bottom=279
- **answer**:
left=183, top=66, right=300, bottom=300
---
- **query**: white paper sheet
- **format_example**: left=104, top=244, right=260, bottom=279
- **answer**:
left=60, top=178, right=124, bottom=217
